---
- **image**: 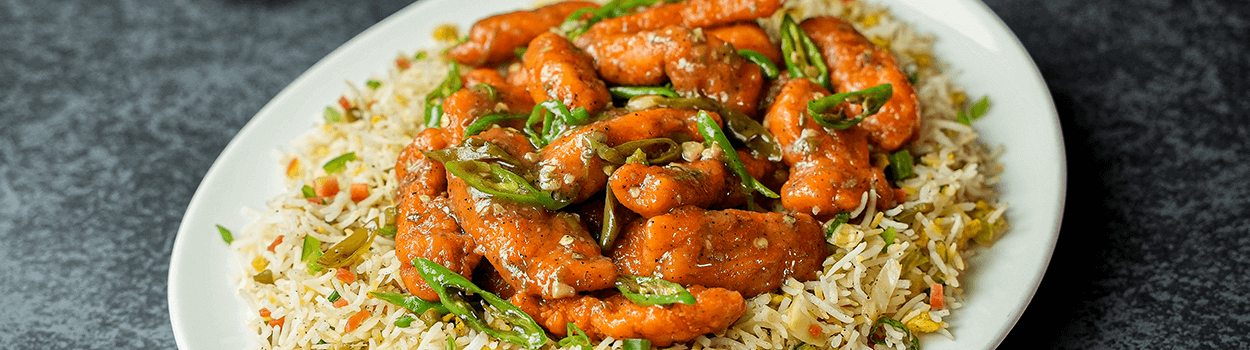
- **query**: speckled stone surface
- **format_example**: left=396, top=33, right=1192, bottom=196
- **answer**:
left=0, top=0, right=1245, bottom=349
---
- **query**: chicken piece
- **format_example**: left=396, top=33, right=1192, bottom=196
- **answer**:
left=583, top=26, right=764, bottom=116
left=461, top=67, right=534, bottom=114
left=446, top=129, right=618, bottom=299
left=801, top=16, right=920, bottom=151
left=440, top=85, right=500, bottom=145
left=394, top=128, right=449, bottom=199
left=608, top=159, right=743, bottom=218
left=534, top=107, right=715, bottom=205
left=705, top=22, right=782, bottom=66
left=522, top=32, right=612, bottom=115
left=573, top=0, right=782, bottom=48
left=763, top=77, right=900, bottom=218
left=513, top=286, right=746, bottom=347
left=447, top=1, right=599, bottom=66
left=611, top=206, right=828, bottom=297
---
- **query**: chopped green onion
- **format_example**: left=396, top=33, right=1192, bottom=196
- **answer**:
left=447, top=339, right=458, bottom=350
left=780, top=14, right=831, bottom=89
left=463, top=113, right=526, bottom=139
left=880, top=227, right=896, bottom=253
left=370, top=291, right=450, bottom=315
left=301, top=184, right=316, bottom=199
left=322, top=152, right=357, bottom=174
left=623, top=338, right=652, bottom=350
left=393, top=314, right=416, bottom=328
left=557, top=322, right=593, bottom=350
left=327, top=290, right=341, bottom=303
left=366, top=79, right=382, bottom=90
left=694, top=111, right=779, bottom=198
left=414, top=51, right=428, bottom=60
left=887, top=149, right=915, bottom=181
left=739, top=49, right=780, bottom=79
left=425, top=62, right=463, bottom=129
left=615, top=274, right=696, bottom=306
left=377, top=224, right=397, bottom=237
left=609, top=86, right=680, bottom=99
left=869, top=316, right=919, bottom=350
left=216, top=224, right=233, bottom=244
left=807, top=83, right=893, bottom=130
left=444, top=160, right=569, bottom=210
left=957, top=95, right=990, bottom=125
left=302, top=235, right=324, bottom=274
left=413, top=258, right=548, bottom=349
left=823, top=212, right=851, bottom=240
left=324, top=107, right=343, bottom=124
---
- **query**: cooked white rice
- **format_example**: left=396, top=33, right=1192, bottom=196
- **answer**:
left=230, top=1, right=1009, bottom=349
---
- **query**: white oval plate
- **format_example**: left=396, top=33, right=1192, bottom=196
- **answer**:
left=167, top=0, right=1065, bottom=349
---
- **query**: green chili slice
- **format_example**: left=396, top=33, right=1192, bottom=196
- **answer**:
left=623, top=338, right=652, bottom=350
left=807, top=83, right=893, bottom=130
left=694, top=111, right=779, bottom=198
left=370, top=291, right=451, bottom=315
left=887, top=149, right=915, bottom=181
left=739, top=49, right=780, bottom=80
left=425, top=61, right=462, bottom=129
left=317, top=216, right=381, bottom=268
left=599, top=186, right=622, bottom=249
left=463, top=113, right=527, bottom=139
left=562, top=0, right=678, bottom=39
left=609, top=85, right=680, bottom=99
left=649, top=97, right=782, bottom=162
left=590, top=137, right=682, bottom=165
left=444, top=160, right=569, bottom=210
left=869, top=316, right=920, bottom=350
left=615, top=274, right=696, bottom=306
left=524, top=100, right=591, bottom=147
left=413, top=257, right=548, bottom=349
left=557, top=322, right=593, bottom=350
left=780, top=14, right=831, bottom=89
left=324, top=107, right=343, bottom=124
left=252, top=269, right=274, bottom=284
left=216, top=224, right=233, bottom=244
left=322, top=152, right=357, bottom=174
left=424, top=138, right=527, bottom=173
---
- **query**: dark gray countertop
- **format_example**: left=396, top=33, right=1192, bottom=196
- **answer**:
left=1, top=0, right=1246, bottom=349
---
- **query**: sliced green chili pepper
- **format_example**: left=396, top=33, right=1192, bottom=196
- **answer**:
left=561, top=0, right=679, bottom=39
left=808, top=83, right=893, bottom=130
left=463, top=113, right=526, bottom=139
left=780, top=15, right=831, bottom=89
left=316, top=216, right=381, bottom=268
left=823, top=211, right=851, bottom=240
left=252, top=269, right=274, bottom=284
left=649, top=97, right=782, bottom=162
left=869, top=316, right=920, bottom=350
left=609, top=85, right=680, bottom=99
left=599, top=186, right=622, bottom=249
left=524, top=100, right=591, bottom=147
left=615, top=274, right=696, bottom=307
left=322, top=152, right=357, bottom=174
left=887, top=149, right=915, bottom=181
left=424, top=137, right=527, bottom=173
left=589, top=136, right=682, bottom=165
left=413, top=258, right=548, bottom=349
left=216, top=224, right=233, bottom=244
left=623, top=338, right=652, bottom=350
left=557, top=322, right=593, bottom=350
left=425, top=61, right=462, bottom=129
left=739, top=49, right=780, bottom=80
left=694, top=111, right=779, bottom=199
left=370, top=291, right=451, bottom=315
left=444, top=160, right=569, bottom=210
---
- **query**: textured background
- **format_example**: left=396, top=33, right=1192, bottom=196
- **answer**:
left=0, top=0, right=1246, bottom=349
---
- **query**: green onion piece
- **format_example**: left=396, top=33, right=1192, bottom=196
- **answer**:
left=599, top=186, right=622, bottom=249
left=444, top=160, right=569, bottom=210
left=322, top=152, right=357, bottom=174
left=557, top=322, right=593, bottom=350
left=413, top=258, right=548, bottom=349
left=447, top=338, right=458, bottom=350
left=739, top=49, right=780, bottom=79
left=301, top=184, right=316, bottom=199
left=609, top=86, right=680, bottom=99
left=823, top=212, right=851, bottom=240
left=514, top=46, right=528, bottom=59
left=694, top=111, right=779, bottom=199
left=216, top=224, right=233, bottom=244
left=301, top=235, right=320, bottom=262
left=327, top=290, right=341, bottom=303
left=324, top=107, right=343, bottom=124
left=623, top=338, right=652, bottom=350
left=423, top=138, right=527, bottom=173
left=366, top=79, right=382, bottom=90
left=887, top=149, right=915, bottom=181
left=869, top=316, right=920, bottom=350
left=615, top=274, right=696, bottom=307
left=958, top=95, right=991, bottom=125
left=377, top=224, right=397, bottom=237
left=463, top=113, right=526, bottom=139
left=807, top=83, right=893, bottom=130
left=649, top=97, right=782, bottom=162
left=425, top=61, right=462, bottom=129
left=414, top=51, right=428, bottom=60
left=880, top=227, right=897, bottom=253
left=779, top=14, right=831, bottom=89
left=252, top=269, right=274, bottom=284
left=370, top=291, right=450, bottom=315
left=306, top=250, right=324, bottom=273
left=316, top=217, right=380, bottom=268
left=393, top=314, right=416, bottom=328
